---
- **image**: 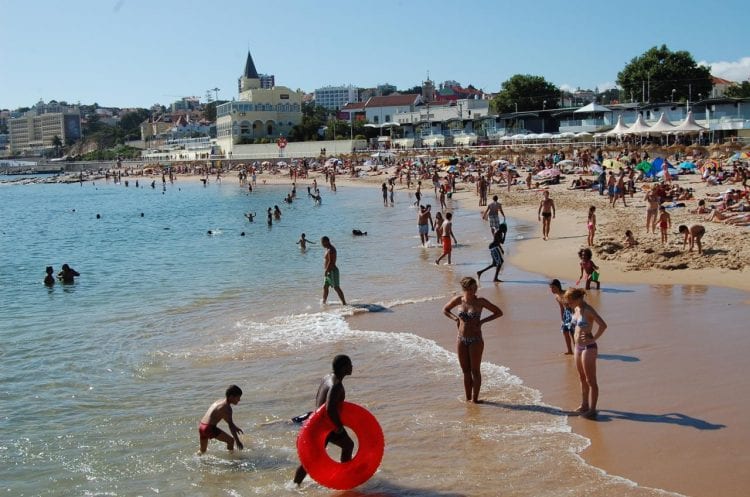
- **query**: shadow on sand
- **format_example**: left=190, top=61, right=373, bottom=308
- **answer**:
left=597, top=354, right=640, bottom=362
left=483, top=403, right=725, bottom=430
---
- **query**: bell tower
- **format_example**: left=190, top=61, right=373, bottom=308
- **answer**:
left=238, top=51, right=261, bottom=94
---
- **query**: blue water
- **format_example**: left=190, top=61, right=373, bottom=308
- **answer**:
left=0, top=177, right=680, bottom=496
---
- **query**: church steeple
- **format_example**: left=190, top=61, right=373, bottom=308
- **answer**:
left=243, top=51, right=259, bottom=79
left=239, top=51, right=261, bottom=93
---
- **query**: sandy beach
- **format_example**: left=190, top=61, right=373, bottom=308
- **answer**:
left=100, top=158, right=749, bottom=496
left=319, top=156, right=750, bottom=497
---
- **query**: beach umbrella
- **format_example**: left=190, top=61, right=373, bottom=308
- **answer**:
left=447, top=165, right=458, bottom=173
left=635, top=161, right=652, bottom=173
left=656, top=167, right=680, bottom=178
left=437, top=158, right=450, bottom=165
left=678, top=161, right=697, bottom=171
left=491, top=159, right=510, bottom=166
left=533, top=169, right=561, bottom=180
left=603, top=159, right=625, bottom=169
left=557, top=159, right=575, bottom=167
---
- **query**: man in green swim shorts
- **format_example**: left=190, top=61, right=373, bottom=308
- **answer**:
left=321, top=236, right=347, bottom=305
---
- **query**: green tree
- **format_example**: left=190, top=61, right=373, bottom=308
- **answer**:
left=203, top=102, right=217, bottom=122
left=725, top=81, right=750, bottom=99
left=616, top=45, right=712, bottom=103
left=289, top=102, right=328, bottom=141
left=118, top=109, right=150, bottom=141
left=490, top=75, right=560, bottom=114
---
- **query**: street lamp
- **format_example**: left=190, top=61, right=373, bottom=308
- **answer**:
left=542, top=100, right=546, bottom=132
left=671, top=89, right=676, bottom=102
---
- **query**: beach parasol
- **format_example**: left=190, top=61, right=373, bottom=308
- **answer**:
left=533, top=169, right=561, bottom=180
left=491, top=159, right=511, bottom=168
left=678, top=161, right=697, bottom=171
left=635, top=161, right=652, bottom=173
left=603, top=159, right=625, bottom=169
left=557, top=159, right=576, bottom=167
left=656, top=167, right=680, bottom=178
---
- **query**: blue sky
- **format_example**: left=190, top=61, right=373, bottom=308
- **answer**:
left=1, top=0, right=749, bottom=110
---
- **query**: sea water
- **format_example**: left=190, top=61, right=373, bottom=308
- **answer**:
left=0, top=177, right=678, bottom=496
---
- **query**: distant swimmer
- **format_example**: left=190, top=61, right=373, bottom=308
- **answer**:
left=267, top=208, right=273, bottom=226
left=245, top=211, right=256, bottom=223
left=58, top=264, right=80, bottom=284
left=309, top=190, right=322, bottom=205
left=198, top=385, right=244, bottom=454
left=44, top=266, right=55, bottom=286
left=297, top=233, right=315, bottom=250
left=274, top=205, right=282, bottom=220
left=352, top=229, right=367, bottom=236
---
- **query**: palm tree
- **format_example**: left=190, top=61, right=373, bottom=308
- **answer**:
left=52, top=135, right=63, bottom=157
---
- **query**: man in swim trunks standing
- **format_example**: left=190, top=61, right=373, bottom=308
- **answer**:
left=537, top=190, right=555, bottom=241
left=482, top=195, right=506, bottom=236
left=435, top=212, right=457, bottom=265
left=198, top=385, right=244, bottom=454
left=321, top=236, right=347, bottom=305
left=294, top=355, right=354, bottom=486
left=417, top=204, right=434, bottom=246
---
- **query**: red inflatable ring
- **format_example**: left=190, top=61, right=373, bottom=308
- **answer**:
left=296, top=401, right=384, bottom=490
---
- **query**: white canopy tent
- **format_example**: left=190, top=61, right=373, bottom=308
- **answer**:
left=672, top=111, right=707, bottom=134
left=605, top=115, right=630, bottom=136
left=625, top=115, right=652, bottom=135
left=647, top=113, right=676, bottom=133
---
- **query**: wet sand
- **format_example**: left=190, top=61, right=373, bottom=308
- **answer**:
left=345, top=184, right=750, bottom=497
left=138, top=167, right=749, bottom=495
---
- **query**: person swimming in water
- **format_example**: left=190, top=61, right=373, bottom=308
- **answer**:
left=297, top=233, right=315, bottom=250
left=58, top=264, right=80, bottom=284
left=44, top=266, right=55, bottom=286
left=442, top=277, right=503, bottom=403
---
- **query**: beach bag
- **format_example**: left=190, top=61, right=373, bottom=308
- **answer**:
left=591, top=271, right=600, bottom=282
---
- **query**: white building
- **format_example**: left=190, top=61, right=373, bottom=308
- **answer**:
left=314, top=85, right=359, bottom=110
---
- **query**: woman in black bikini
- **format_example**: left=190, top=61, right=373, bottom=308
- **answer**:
left=564, top=288, right=607, bottom=419
left=442, top=277, right=503, bottom=403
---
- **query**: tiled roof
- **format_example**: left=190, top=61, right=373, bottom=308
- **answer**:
left=711, top=76, right=734, bottom=85
left=365, top=94, right=420, bottom=108
left=341, top=101, right=366, bottom=110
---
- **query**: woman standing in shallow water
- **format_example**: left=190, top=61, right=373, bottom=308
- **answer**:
left=442, top=277, right=503, bottom=403
left=564, top=288, right=607, bottom=419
